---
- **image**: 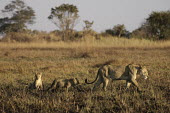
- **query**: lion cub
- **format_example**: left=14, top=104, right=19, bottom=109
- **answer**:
left=47, top=78, right=79, bottom=92
left=29, top=72, right=43, bottom=90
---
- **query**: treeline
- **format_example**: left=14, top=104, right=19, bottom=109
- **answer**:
left=104, top=11, right=170, bottom=40
left=0, top=0, right=170, bottom=42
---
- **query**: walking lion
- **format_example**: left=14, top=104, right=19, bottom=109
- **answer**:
left=85, top=64, right=148, bottom=92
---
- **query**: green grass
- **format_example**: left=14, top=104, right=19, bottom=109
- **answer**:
left=0, top=38, right=170, bottom=113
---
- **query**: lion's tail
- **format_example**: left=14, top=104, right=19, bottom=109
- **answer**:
left=85, top=70, right=99, bottom=84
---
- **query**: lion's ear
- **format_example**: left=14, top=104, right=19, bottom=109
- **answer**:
left=39, top=72, right=42, bottom=76
left=34, top=72, right=37, bottom=76
left=139, top=65, right=147, bottom=70
left=35, top=71, right=38, bottom=75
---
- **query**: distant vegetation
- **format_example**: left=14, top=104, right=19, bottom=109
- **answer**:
left=0, top=0, right=170, bottom=42
left=0, top=0, right=35, bottom=33
left=48, top=4, right=79, bottom=40
left=132, top=11, right=170, bottom=40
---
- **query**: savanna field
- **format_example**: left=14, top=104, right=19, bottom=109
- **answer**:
left=0, top=38, right=170, bottom=113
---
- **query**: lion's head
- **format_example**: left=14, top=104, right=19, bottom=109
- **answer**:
left=35, top=72, right=42, bottom=80
left=138, top=66, right=148, bottom=80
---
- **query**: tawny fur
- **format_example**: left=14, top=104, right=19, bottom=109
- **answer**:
left=85, top=64, right=148, bottom=92
left=47, top=78, right=80, bottom=92
left=29, top=72, right=43, bottom=90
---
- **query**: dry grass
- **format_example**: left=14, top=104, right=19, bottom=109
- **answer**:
left=0, top=37, right=170, bottom=113
left=1, top=37, right=170, bottom=49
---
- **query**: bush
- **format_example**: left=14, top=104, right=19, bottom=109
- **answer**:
left=1, top=32, right=38, bottom=42
left=1, top=31, right=62, bottom=42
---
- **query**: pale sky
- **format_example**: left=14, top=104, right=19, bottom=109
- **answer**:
left=0, top=0, right=170, bottom=32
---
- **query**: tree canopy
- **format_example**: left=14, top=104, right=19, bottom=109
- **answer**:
left=83, top=20, right=94, bottom=31
left=48, top=4, right=79, bottom=40
left=132, top=10, right=170, bottom=40
left=0, top=0, right=35, bottom=33
left=146, top=11, right=170, bottom=40
left=105, top=24, right=130, bottom=38
left=113, top=24, right=126, bottom=37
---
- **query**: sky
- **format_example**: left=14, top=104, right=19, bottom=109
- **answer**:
left=0, top=0, right=170, bottom=32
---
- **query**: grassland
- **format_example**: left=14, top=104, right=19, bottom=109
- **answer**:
left=0, top=38, right=170, bottom=113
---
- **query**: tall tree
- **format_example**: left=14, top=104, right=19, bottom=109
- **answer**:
left=48, top=4, right=79, bottom=40
left=113, top=24, right=126, bottom=37
left=82, top=20, right=94, bottom=37
left=146, top=11, right=170, bottom=40
left=0, top=0, right=35, bottom=33
left=83, top=20, right=94, bottom=31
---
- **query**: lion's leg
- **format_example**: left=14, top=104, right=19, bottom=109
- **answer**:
left=36, top=85, right=39, bottom=90
left=36, top=84, right=39, bottom=90
left=130, top=79, right=141, bottom=91
left=39, top=86, right=42, bottom=90
left=41, top=84, right=44, bottom=90
left=65, top=82, right=71, bottom=92
left=40, top=85, right=43, bottom=90
left=92, top=80, right=102, bottom=91
left=37, top=83, right=43, bottom=90
left=103, top=78, right=109, bottom=91
left=126, top=81, right=131, bottom=90
left=38, top=85, right=40, bottom=90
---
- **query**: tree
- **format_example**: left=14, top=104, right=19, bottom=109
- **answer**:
left=0, top=0, right=35, bottom=33
left=82, top=20, right=94, bottom=37
left=146, top=11, right=170, bottom=40
left=105, top=29, right=115, bottom=36
left=48, top=4, right=79, bottom=40
left=83, top=20, right=94, bottom=31
left=105, top=24, right=130, bottom=38
left=113, top=24, right=126, bottom=37
left=131, top=22, right=150, bottom=39
left=132, top=11, right=170, bottom=40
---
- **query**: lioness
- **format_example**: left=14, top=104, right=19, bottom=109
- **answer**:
left=85, top=64, right=148, bottom=91
left=47, top=78, right=80, bottom=92
left=29, top=72, right=43, bottom=90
